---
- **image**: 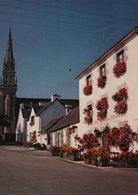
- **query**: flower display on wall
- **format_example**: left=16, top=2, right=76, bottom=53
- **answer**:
left=97, top=75, right=107, bottom=88
left=114, top=100, right=128, bottom=114
left=113, top=61, right=126, bottom=77
left=77, top=133, right=99, bottom=149
left=83, top=85, right=92, bottom=95
left=107, top=124, right=138, bottom=151
left=96, top=97, right=108, bottom=120
left=112, top=88, right=128, bottom=102
left=112, top=88, right=128, bottom=115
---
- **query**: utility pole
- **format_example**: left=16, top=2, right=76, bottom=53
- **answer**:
left=95, top=26, right=112, bottom=51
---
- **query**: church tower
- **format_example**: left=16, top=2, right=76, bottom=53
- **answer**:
left=0, top=29, right=17, bottom=139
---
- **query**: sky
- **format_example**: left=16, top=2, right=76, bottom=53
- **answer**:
left=0, top=0, right=137, bottom=99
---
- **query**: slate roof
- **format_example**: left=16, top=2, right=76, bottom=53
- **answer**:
left=16, top=97, right=79, bottom=118
left=42, top=116, right=63, bottom=132
left=48, top=106, right=79, bottom=133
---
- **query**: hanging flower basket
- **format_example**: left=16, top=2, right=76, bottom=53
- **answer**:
left=113, top=61, right=126, bottom=78
left=97, top=75, right=106, bottom=88
left=83, top=85, right=92, bottom=95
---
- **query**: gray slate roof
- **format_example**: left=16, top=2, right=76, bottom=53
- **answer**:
left=47, top=106, right=79, bottom=133
left=42, top=116, right=63, bottom=132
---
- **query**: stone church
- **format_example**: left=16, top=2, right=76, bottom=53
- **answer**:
left=0, top=29, right=17, bottom=142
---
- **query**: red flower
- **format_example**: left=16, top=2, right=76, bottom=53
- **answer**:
left=96, top=97, right=108, bottom=111
left=112, top=88, right=128, bottom=102
left=114, top=100, right=127, bottom=114
left=97, top=75, right=106, bottom=88
left=79, top=133, right=99, bottom=149
left=83, top=85, right=92, bottom=95
left=96, top=97, right=108, bottom=120
left=113, top=61, right=126, bottom=77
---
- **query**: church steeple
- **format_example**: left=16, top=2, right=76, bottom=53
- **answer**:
left=1, top=28, right=17, bottom=90
left=3, top=28, right=15, bottom=71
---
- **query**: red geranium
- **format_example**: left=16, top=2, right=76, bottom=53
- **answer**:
left=83, top=85, right=92, bottom=95
left=112, top=88, right=128, bottom=102
left=97, top=75, right=106, bottom=88
left=96, top=97, right=108, bottom=120
left=113, top=61, right=126, bottom=77
left=114, top=100, right=127, bottom=114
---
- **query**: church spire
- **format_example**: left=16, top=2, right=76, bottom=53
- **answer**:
left=3, top=28, right=15, bottom=71
left=1, top=28, right=17, bottom=89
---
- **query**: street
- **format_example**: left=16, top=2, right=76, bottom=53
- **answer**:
left=0, top=146, right=138, bottom=195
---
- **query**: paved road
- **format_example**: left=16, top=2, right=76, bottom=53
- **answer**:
left=0, top=146, right=138, bottom=195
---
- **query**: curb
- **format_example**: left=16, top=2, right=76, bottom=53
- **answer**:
left=59, top=158, right=138, bottom=171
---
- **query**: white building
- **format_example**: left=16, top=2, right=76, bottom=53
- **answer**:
left=16, top=104, right=31, bottom=143
left=37, top=99, right=66, bottom=145
left=16, top=94, right=79, bottom=144
left=76, top=27, right=138, bottom=151
left=27, top=105, right=42, bottom=143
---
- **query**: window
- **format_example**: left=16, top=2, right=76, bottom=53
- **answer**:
left=84, top=104, right=93, bottom=124
left=117, top=50, right=124, bottom=63
left=86, top=75, right=91, bottom=85
left=99, top=64, right=106, bottom=76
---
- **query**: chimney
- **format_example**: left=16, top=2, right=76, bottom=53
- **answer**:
left=65, top=104, right=72, bottom=114
left=51, top=94, right=61, bottom=102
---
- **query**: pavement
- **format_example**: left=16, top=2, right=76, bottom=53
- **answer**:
left=1, top=145, right=138, bottom=172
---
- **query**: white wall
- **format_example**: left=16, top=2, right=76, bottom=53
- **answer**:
left=16, top=108, right=27, bottom=142
left=27, top=108, right=39, bottom=142
left=50, top=123, right=80, bottom=148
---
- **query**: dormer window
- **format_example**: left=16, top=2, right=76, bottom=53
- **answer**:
left=117, top=50, right=124, bottom=63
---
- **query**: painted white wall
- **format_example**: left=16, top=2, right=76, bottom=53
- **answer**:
left=50, top=123, right=79, bottom=148
left=78, top=35, right=138, bottom=151
left=16, top=108, right=27, bottom=143
left=27, top=108, right=39, bottom=142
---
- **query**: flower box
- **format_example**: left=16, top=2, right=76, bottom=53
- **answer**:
left=83, top=85, right=92, bottom=95
left=97, top=75, right=106, bottom=88
left=113, top=61, right=126, bottom=77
